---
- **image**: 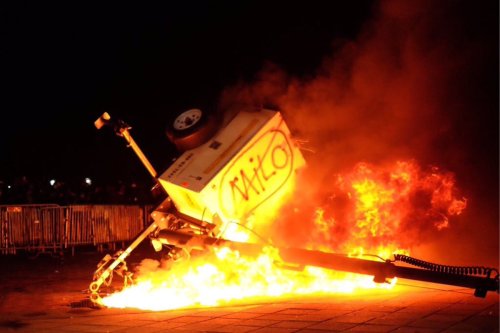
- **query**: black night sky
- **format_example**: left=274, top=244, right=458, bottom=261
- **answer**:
left=1, top=0, right=498, bottom=199
left=1, top=1, right=374, bottom=183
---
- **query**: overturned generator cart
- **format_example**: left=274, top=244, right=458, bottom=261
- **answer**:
left=89, top=107, right=499, bottom=307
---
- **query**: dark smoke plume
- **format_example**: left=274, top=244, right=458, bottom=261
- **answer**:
left=219, top=0, right=498, bottom=265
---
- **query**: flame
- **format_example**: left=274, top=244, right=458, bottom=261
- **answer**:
left=101, top=159, right=465, bottom=311
left=102, top=246, right=396, bottom=311
left=298, top=160, right=466, bottom=254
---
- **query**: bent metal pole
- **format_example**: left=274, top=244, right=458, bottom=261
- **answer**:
left=156, top=229, right=499, bottom=297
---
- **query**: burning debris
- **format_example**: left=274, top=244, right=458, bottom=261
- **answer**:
left=88, top=108, right=497, bottom=311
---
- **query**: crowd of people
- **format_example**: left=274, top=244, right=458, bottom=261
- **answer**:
left=0, top=176, right=160, bottom=206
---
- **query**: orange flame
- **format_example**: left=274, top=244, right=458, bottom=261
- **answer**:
left=102, top=246, right=396, bottom=311
left=101, top=159, right=465, bottom=311
left=292, top=160, right=467, bottom=255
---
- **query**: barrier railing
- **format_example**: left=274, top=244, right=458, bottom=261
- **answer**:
left=0, top=204, right=149, bottom=254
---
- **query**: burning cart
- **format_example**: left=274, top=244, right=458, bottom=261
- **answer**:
left=88, top=107, right=498, bottom=308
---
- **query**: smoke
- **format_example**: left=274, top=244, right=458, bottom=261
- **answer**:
left=219, top=0, right=498, bottom=264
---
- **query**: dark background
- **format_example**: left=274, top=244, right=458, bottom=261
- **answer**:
left=0, top=0, right=498, bottom=268
left=1, top=1, right=374, bottom=185
left=1, top=0, right=498, bottom=205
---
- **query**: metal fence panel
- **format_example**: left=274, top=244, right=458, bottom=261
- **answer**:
left=0, top=204, right=148, bottom=254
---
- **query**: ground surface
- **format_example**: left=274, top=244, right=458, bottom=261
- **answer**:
left=0, top=247, right=498, bottom=333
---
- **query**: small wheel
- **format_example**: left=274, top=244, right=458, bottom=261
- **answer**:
left=173, top=109, right=203, bottom=131
left=89, top=281, right=100, bottom=293
left=166, top=108, right=220, bottom=152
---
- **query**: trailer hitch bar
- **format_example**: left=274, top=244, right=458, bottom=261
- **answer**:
left=156, top=229, right=500, bottom=298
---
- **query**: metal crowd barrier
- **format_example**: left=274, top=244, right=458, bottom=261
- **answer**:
left=0, top=204, right=149, bottom=254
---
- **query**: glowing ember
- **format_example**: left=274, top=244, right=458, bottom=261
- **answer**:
left=101, top=159, right=465, bottom=311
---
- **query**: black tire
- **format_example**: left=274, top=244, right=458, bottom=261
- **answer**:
left=166, top=108, right=220, bottom=152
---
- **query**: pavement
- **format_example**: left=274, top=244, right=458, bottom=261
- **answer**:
left=0, top=249, right=498, bottom=333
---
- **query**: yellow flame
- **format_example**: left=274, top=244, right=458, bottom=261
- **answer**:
left=102, top=246, right=397, bottom=311
left=101, top=159, right=465, bottom=311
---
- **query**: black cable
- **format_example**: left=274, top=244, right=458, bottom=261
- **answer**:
left=218, top=221, right=274, bottom=246
left=360, top=253, right=387, bottom=262
left=392, top=254, right=499, bottom=279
